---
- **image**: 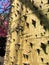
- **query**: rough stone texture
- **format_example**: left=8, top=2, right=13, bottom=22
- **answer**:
left=4, top=0, right=49, bottom=65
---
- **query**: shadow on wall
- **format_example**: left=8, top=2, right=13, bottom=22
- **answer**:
left=0, top=37, right=7, bottom=57
left=19, top=0, right=49, bottom=31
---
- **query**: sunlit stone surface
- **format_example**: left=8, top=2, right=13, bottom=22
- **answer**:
left=2, top=0, right=49, bottom=65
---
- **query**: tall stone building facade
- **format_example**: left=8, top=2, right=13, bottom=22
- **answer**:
left=4, top=0, right=49, bottom=65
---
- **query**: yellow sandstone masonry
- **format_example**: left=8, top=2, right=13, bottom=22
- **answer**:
left=4, top=0, right=49, bottom=65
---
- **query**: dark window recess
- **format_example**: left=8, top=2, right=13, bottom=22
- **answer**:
left=21, top=5, right=23, bottom=10
left=33, top=5, right=38, bottom=10
left=41, top=58, right=43, bottom=62
left=16, top=10, right=20, bottom=14
left=11, top=62, right=14, bottom=65
left=13, top=39, right=15, bottom=41
left=48, top=0, right=49, bottom=4
left=41, top=1, right=43, bottom=4
left=23, top=54, right=28, bottom=59
left=45, top=13, right=47, bottom=16
left=16, top=44, right=20, bottom=47
left=30, top=42, right=33, bottom=48
left=35, top=34, right=37, bottom=37
left=40, top=5, right=42, bottom=8
left=24, top=63, right=29, bottom=65
left=46, top=62, right=49, bottom=65
left=36, top=49, right=40, bottom=54
left=47, top=41, right=49, bottom=44
left=15, top=44, right=20, bottom=49
left=10, top=17, right=13, bottom=19
left=41, top=33, right=44, bottom=36
left=32, top=19, right=36, bottom=27
left=23, top=54, right=25, bottom=58
left=26, top=22, right=29, bottom=28
left=15, top=49, right=18, bottom=52
left=40, top=43, right=47, bottom=54
left=26, top=55, right=28, bottom=59
left=23, top=15, right=27, bottom=21
left=25, top=40, right=27, bottom=42
left=16, top=27, right=19, bottom=34
left=44, top=32, right=46, bottom=34
left=17, top=3, right=19, bottom=6
left=15, top=14, right=17, bottom=17
left=43, top=26, right=46, bottom=30
left=40, top=21, right=43, bottom=26
left=0, top=37, right=7, bottom=57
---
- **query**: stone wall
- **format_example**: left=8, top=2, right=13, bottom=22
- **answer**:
left=4, top=0, right=49, bottom=65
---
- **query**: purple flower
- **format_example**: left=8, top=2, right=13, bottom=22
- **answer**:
left=0, top=0, right=11, bottom=14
